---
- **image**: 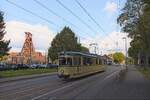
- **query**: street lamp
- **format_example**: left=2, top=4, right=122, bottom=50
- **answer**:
left=122, top=37, right=128, bottom=70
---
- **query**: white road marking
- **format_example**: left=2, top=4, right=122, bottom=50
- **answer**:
left=103, top=70, right=120, bottom=81
left=31, top=69, right=121, bottom=100
left=31, top=83, right=75, bottom=100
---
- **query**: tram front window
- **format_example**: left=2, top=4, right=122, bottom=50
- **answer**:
left=59, top=57, right=73, bottom=66
left=59, top=57, right=66, bottom=66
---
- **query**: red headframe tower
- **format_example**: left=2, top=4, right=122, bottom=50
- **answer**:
left=20, top=32, right=35, bottom=64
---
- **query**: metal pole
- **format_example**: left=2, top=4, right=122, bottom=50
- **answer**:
left=30, top=34, right=32, bottom=66
left=30, top=42, right=32, bottom=66
left=123, top=37, right=128, bottom=70
left=125, top=38, right=128, bottom=70
left=94, top=46, right=96, bottom=54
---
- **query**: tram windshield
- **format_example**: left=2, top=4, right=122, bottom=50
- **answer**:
left=59, top=57, right=73, bottom=66
left=59, top=57, right=66, bottom=65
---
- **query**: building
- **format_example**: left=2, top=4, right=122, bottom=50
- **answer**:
left=101, top=55, right=113, bottom=65
left=6, top=32, right=47, bottom=64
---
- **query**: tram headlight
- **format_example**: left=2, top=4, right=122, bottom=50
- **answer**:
left=60, top=70, right=64, bottom=74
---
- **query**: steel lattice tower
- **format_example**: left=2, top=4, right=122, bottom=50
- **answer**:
left=20, top=32, right=35, bottom=64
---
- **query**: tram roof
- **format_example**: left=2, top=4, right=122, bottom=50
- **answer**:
left=59, top=51, right=98, bottom=58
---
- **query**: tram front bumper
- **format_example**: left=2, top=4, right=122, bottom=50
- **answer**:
left=57, top=73, right=70, bottom=78
left=58, top=67, right=70, bottom=78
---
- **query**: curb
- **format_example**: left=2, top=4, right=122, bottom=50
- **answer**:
left=0, top=72, right=57, bottom=84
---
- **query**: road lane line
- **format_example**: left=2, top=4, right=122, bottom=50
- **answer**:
left=102, top=70, right=120, bottom=81
left=31, top=83, right=75, bottom=100
left=31, top=69, right=121, bottom=100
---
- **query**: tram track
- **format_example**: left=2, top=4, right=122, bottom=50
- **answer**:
left=0, top=75, right=61, bottom=93
left=31, top=68, right=121, bottom=100
left=0, top=66, right=121, bottom=100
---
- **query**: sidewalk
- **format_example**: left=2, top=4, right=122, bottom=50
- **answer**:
left=125, top=65, right=146, bottom=81
left=99, top=65, right=150, bottom=99
left=115, top=65, right=150, bottom=99
left=0, top=72, right=57, bottom=84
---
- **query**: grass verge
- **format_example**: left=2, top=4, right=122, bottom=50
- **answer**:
left=0, top=68, right=57, bottom=78
left=137, top=67, right=150, bottom=79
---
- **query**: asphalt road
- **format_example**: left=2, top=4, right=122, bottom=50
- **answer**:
left=0, top=65, right=150, bottom=100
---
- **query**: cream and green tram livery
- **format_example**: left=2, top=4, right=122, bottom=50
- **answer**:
left=58, top=51, right=105, bottom=79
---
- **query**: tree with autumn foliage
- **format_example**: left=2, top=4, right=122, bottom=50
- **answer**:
left=113, top=52, right=125, bottom=64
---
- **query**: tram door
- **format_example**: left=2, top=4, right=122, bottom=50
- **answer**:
left=73, top=56, right=81, bottom=74
left=78, top=56, right=85, bottom=74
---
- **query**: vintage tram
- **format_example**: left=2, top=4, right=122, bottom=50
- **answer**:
left=58, top=51, right=105, bottom=79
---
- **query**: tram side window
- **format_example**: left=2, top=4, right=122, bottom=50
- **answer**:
left=73, top=57, right=81, bottom=66
left=78, top=57, right=81, bottom=65
left=67, top=58, right=72, bottom=66
left=93, top=58, right=97, bottom=65
left=99, top=59, right=102, bottom=65
left=96, top=58, right=98, bottom=64
left=87, top=58, right=92, bottom=66
left=73, top=57, right=77, bottom=66
left=83, top=57, right=87, bottom=65
left=83, top=57, right=92, bottom=66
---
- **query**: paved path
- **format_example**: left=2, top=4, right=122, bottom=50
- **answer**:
left=96, top=65, right=150, bottom=99
left=0, top=65, right=150, bottom=100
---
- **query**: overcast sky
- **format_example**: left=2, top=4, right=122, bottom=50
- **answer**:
left=0, top=0, right=130, bottom=55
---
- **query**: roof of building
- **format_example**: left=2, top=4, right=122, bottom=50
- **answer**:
left=59, top=51, right=99, bottom=58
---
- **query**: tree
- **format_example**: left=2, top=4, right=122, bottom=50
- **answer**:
left=138, top=1, right=150, bottom=67
left=128, top=37, right=142, bottom=64
left=117, top=0, right=144, bottom=37
left=117, top=0, right=143, bottom=64
left=0, top=11, right=11, bottom=60
left=113, top=52, right=125, bottom=64
left=117, top=0, right=150, bottom=66
left=127, top=57, right=134, bottom=64
left=80, top=46, right=89, bottom=53
left=48, top=26, right=89, bottom=62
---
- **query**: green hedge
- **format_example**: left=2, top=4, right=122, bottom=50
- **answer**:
left=138, top=67, right=150, bottom=79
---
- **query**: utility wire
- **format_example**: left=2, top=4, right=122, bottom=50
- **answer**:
left=75, top=0, right=105, bottom=34
left=74, top=0, right=120, bottom=53
left=74, top=0, right=115, bottom=41
left=75, top=0, right=118, bottom=43
left=6, top=0, right=112, bottom=51
left=6, top=0, right=92, bottom=45
left=6, top=0, right=60, bottom=28
left=33, top=0, right=95, bottom=38
left=34, top=0, right=77, bottom=30
left=55, top=0, right=98, bottom=34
